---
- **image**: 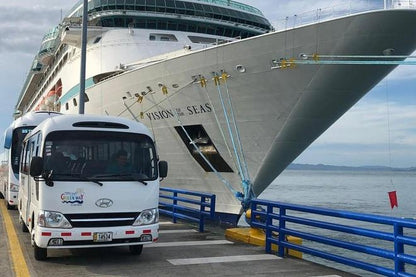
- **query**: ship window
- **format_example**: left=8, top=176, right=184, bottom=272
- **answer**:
left=167, top=21, right=177, bottom=30
left=65, top=103, right=69, bottom=110
left=178, top=23, right=187, bottom=31
left=73, top=98, right=78, bottom=107
left=147, top=20, right=157, bottom=29
left=165, top=0, right=174, bottom=7
left=157, top=21, right=167, bottom=30
left=175, top=1, right=185, bottom=9
left=184, top=2, right=194, bottom=10
left=135, top=4, right=145, bottom=11
left=149, top=33, right=178, bottom=41
left=114, top=18, right=125, bottom=27
left=188, top=36, right=216, bottom=44
left=155, top=0, right=165, bottom=7
left=174, top=125, right=233, bottom=173
left=116, top=0, right=124, bottom=9
left=97, top=15, right=262, bottom=39
left=94, top=36, right=102, bottom=44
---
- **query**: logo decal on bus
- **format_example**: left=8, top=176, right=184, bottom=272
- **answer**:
left=95, top=198, right=113, bottom=208
left=61, top=190, right=85, bottom=205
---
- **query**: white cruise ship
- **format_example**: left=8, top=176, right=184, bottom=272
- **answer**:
left=14, top=0, right=416, bottom=224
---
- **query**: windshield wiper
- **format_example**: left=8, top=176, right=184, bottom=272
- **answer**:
left=90, top=173, right=148, bottom=186
left=52, top=173, right=103, bottom=186
left=122, top=173, right=148, bottom=186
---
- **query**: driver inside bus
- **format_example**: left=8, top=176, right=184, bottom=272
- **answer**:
left=45, top=147, right=67, bottom=175
left=106, top=150, right=132, bottom=174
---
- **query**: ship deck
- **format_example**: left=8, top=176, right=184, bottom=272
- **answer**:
left=0, top=202, right=357, bottom=277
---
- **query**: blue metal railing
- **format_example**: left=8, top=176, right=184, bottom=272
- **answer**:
left=159, top=187, right=216, bottom=232
left=251, top=199, right=416, bottom=277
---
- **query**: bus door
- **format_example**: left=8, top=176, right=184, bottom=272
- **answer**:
left=20, top=133, right=41, bottom=225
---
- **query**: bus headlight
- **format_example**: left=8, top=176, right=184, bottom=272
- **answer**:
left=133, top=208, right=158, bottom=226
left=10, top=183, right=19, bottom=192
left=38, top=210, right=72, bottom=228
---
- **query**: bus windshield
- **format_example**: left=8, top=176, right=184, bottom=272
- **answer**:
left=43, top=131, right=157, bottom=181
left=11, top=127, right=34, bottom=175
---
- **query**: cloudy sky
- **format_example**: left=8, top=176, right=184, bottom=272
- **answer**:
left=0, top=0, right=415, bottom=167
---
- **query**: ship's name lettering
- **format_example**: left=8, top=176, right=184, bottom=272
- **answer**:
left=146, top=103, right=212, bottom=121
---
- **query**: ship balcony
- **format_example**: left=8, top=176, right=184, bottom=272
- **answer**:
left=38, top=48, right=55, bottom=65
left=61, top=26, right=106, bottom=48
left=31, top=61, right=46, bottom=73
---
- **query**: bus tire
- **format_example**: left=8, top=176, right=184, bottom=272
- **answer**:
left=6, top=202, right=13, bottom=210
left=129, top=245, right=143, bottom=255
left=34, top=243, right=47, bottom=260
left=21, top=218, right=29, bottom=233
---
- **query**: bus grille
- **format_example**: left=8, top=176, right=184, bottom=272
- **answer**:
left=64, top=212, right=140, bottom=227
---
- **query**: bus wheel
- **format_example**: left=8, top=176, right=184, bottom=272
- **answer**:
left=34, top=243, right=47, bottom=260
left=6, top=202, right=13, bottom=210
left=129, top=245, right=143, bottom=255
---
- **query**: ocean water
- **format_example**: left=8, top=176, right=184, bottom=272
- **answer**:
left=258, top=169, right=416, bottom=276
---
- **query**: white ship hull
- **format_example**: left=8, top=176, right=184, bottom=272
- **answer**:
left=18, top=9, right=416, bottom=221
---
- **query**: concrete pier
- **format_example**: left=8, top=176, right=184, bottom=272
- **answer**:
left=0, top=202, right=357, bottom=276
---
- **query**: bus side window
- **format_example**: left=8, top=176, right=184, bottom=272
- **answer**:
left=21, top=142, right=30, bottom=174
left=35, top=132, right=42, bottom=156
left=20, top=142, right=26, bottom=173
left=21, top=139, right=35, bottom=174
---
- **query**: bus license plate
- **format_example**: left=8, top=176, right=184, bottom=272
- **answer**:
left=93, top=232, right=113, bottom=242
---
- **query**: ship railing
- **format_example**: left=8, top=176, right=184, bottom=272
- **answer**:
left=159, top=187, right=216, bottom=232
left=274, top=0, right=416, bottom=31
left=251, top=199, right=416, bottom=276
left=188, top=0, right=263, bottom=16
left=87, top=9, right=268, bottom=33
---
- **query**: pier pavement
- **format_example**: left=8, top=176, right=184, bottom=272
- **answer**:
left=0, top=202, right=357, bottom=277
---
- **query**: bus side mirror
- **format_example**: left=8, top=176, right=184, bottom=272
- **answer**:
left=159, top=161, right=168, bottom=178
left=30, top=157, right=44, bottom=177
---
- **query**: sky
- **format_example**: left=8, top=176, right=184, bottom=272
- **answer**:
left=0, top=0, right=415, bottom=167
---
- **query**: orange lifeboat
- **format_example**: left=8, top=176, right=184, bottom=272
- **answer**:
left=38, top=97, right=47, bottom=110
left=45, top=89, right=56, bottom=106
left=55, top=85, right=62, bottom=97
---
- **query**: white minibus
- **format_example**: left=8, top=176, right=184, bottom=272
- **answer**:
left=1, top=111, right=61, bottom=209
left=18, top=114, right=167, bottom=260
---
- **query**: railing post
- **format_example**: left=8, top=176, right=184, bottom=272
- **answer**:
left=394, top=223, right=405, bottom=275
left=199, top=196, right=205, bottom=232
left=265, top=204, right=272, bottom=254
left=278, top=206, right=286, bottom=257
left=210, top=195, right=216, bottom=218
left=173, top=192, right=177, bottom=223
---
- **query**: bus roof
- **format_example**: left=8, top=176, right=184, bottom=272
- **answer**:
left=28, top=114, right=153, bottom=140
left=3, top=111, right=62, bottom=149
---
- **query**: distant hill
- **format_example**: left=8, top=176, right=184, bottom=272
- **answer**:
left=287, top=163, right=416, bottom=172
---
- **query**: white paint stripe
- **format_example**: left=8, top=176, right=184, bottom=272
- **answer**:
left=159, top=221, right=173, bottom=225
left=145, top=240, right=233, bottom=248
left=159, top=229, right=197, bottom=234
left=309, top=275, right=342, bottom=277
left=168, top=254, right=281, bottom=265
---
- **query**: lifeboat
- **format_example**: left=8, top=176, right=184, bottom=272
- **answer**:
left=55, top=85, right=62, bottom=97
left=35, top=97, right=47, bottom=111
left=45, top=89, right=57, bottom=106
